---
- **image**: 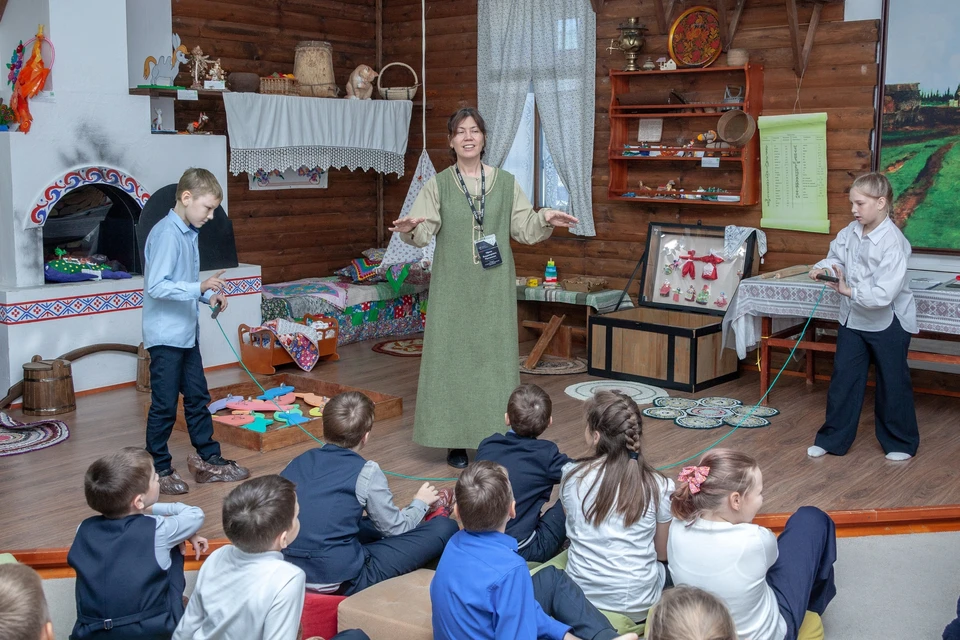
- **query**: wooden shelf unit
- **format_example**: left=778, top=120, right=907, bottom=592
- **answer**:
left=607, top=64, right=763, bottom=207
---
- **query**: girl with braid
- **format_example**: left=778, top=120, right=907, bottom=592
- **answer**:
left=559, top=390, right=674, bottom=623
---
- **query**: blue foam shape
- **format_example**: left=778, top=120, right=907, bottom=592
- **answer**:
left=257, top=385, right=295, bottom=400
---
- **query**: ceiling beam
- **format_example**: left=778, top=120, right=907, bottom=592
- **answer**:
left=654, top=0, right=677, bottom=34
left=787, top=0, right=832, bottom=78
left=717, top=0, right=748, bottom=51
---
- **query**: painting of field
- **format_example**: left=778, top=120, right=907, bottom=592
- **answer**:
left=878, top=0, right=960, bottom=252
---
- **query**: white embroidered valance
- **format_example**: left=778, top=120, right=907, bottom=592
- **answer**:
left=222, top=93, right=412, bottom=176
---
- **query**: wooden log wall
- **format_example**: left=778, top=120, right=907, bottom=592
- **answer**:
left=171, top=0, right=380, bottom=285
left=382, top=0, right=879, bottom=291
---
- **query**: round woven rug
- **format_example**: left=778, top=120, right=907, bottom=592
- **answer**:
left=564, top=380, right=668, bottom=405
left=0, top=413, right=70, bottom=457
left=519, top=356, right=587, bottom=376
left=372, top=338, right=423, bottom=357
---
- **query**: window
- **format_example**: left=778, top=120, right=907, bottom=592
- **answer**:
left=501, top=89, right=569, bottom=211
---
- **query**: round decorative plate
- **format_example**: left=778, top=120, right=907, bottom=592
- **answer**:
left=687, top=406, right=733, bottom=419
left=697, top=397, right=743, bottom=408
left=675, top=415, right=723, bottom=429
left=643, top=407, right=686, bottom=420
left=723, top=414, right=771, bottom=429
left=732, top=404, right=780, bottom=418
left=668, top=6, right=723, bottom=68
left=654, top=397, right=699, bottom=410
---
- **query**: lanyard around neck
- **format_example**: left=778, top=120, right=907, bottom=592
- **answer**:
left=454, top=164, right=485, bottom=232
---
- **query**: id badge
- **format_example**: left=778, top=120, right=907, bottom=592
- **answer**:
left=475, top=234, right=503, bottom=269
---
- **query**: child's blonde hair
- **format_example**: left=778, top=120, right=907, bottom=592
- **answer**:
left=176, top=167, right=223, bottom=202
left=0, top=563, right=51, bottom=640
left=646, top=586, right=738, bottom=640
left=850, top=172, right=893, bottom=205
left=670, top=449, right=760, bottom=522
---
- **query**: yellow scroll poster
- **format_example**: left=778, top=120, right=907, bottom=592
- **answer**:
left=758, top=112, right=829, bottom=234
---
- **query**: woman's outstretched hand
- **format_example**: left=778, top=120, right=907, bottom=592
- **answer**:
left=542, top=209, right=579, bottom=228
left=389, top=217, right=427, bottom=233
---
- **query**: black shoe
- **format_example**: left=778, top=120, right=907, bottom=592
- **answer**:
left=446, top=448, right=468, bottom=469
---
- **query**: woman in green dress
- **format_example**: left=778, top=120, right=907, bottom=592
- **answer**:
left=390, top=107, right=578, bottom=468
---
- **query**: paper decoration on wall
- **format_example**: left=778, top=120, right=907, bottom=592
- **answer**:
left=249, top=166, right=328, bottom=190
left=143, top=33, right=189, bottom=86
left=381, top=149, right=437, bottom=267
left=758, top=112, right=829, bottom=234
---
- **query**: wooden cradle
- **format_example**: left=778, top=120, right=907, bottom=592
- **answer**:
left=237, top=314, right=340, bottom=375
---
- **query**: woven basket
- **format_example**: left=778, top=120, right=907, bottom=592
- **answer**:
left=377, top=62, right=419, bottom=100
left=260, top=76, right=299, bottom=96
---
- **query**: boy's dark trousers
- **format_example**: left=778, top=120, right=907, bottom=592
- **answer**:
left=517, top=501, right=567, bottom=563
left=532, top=566, right=621, bottom=640
left=814, top=317, right=920, bottom=456
left=146, top=344, right=221, bottom=472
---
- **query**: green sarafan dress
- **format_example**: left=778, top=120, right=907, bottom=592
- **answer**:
left=401, top=165, right=553, bottom=449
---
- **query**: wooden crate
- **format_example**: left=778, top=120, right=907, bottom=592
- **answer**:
left=588, top=307, right=738, bottom=392
left=170, top=373, right=402, bottom=452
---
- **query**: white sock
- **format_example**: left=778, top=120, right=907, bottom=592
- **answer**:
left=807, top=445, right=827, bottom=458
left=885, top=452, right=913, bottom=461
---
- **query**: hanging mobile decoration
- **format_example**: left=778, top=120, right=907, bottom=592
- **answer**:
left=10, top=26, right=55, bottom=134
left=7, top=41, right=24, bottom=87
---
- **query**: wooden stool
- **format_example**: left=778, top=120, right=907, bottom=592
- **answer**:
left=523, top=314, right=588, bottom=369
left=337, top=569, right=434, bottom=640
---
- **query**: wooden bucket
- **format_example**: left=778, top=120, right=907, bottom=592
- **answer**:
left=137, top=343, right=151, bottom=393
left=22, top=356, right=76, bottom=415
left=294, top=41, right=338, bottom=98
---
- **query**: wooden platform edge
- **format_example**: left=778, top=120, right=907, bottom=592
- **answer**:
left=12, top=504, right=960, bottom=576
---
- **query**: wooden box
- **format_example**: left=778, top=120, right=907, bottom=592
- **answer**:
left=588, top=223, right=757, bottom=392
left=170, top=373, right=402, bottom=452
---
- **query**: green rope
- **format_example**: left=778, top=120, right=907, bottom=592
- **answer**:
left=212, top=286, right=826, bottom=482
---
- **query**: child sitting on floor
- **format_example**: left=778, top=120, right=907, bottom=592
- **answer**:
left=174, top=475, right=369, bottom=640
left=0, top=563, right=55, bottom=640
left=68, top=447, right=207, bottom=639
left=476, top=383, right=571, bottom=562
left=431, top=460, right=637, bottom=640
left=645, top=585, right=738, bottom=640
left=560, top=390, right=674, bottom=623
left=280, top=391, right=458, bottom=595
left=667, top=449, right=837, bottom=640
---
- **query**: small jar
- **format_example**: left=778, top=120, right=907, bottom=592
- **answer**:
left=642, top=56, right=656, bottom=71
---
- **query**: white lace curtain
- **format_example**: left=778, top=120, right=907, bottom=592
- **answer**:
left=478, top=0, right=597, bottom=236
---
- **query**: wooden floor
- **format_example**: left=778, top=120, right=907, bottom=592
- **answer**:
left=3, top=335, right=960, bottom=551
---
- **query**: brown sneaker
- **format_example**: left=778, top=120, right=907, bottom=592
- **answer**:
left=187, top=454, right=250, bottom=484
left=158, top=469, right=189, bottom=495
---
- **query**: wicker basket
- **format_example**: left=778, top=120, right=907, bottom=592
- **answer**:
left=260, top=76, right=300, bottom=96
left=377, top=62, right=419, bottom=100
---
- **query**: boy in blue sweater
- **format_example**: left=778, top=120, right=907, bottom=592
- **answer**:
left=476, top=383, right=570, bottom=561
left=431, top=460, right=636, bottom=640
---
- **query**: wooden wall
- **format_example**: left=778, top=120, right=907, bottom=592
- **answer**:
left=171, top=0, right=380, bottom=285
left=382, top=0, right=878, bottom=290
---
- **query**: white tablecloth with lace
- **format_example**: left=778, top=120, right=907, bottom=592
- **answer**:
left=722, top=274, right=960, bottom=358
left=223, top=93, right=412, bottom=176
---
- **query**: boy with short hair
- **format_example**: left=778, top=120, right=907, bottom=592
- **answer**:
left=173, top=475, right=369, bottom=640
left=280, top=391, right=459, bottom=595
left=68, top=447, right=207, bottom=639
left=143, top=167, right=249, bottom=495
left=431, top=460, right=637, bottom=640
left=475, top=383, right=571, bottom=561
left=0, top=563, right=55, bottom=640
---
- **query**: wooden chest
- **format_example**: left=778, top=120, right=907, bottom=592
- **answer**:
left=588, top=223, right=757, bottom=393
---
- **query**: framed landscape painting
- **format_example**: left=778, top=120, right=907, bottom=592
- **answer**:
left=876, top=0, right=960, bottom=252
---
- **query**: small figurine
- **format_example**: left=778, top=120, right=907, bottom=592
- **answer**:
left=207, top=58, right=226, bottom=83
left=189, top=45, right=210, bottom=90
left=672, top=287, right=681, bottom=302
left=685, top=285, right=697, bottom=302
left=659, top=281, right=671, bottom=297
left=695, top=130, right=718, bottom=145
left=345, top=64, right=378, bottom=100
left=696, top=285, right=710, bottom=305
left=679, top=250, right=697, bottom=278
left=187, top=112, right=209, bottom=133
left=714, top=292, right=728, bottom=308
left=701, top=251, right=724, bottom=280
left=152, top=108, right=162, bottom=131
left=642, top=56, right=656, bottom=71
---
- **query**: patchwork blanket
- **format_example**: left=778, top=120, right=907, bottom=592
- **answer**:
left=262, top=278, right=349, bottom=310
left=250, top=319, right=335, bottom=372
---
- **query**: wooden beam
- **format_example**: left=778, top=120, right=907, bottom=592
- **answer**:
left=800, top=2, right=825, bottom=76
left=654, top=0, right=677, bottom=35
left=722, top=0, right=748, bottom=50
left=524, top=314, right=565, bottom=369
left=0, top=0, right=7, bottom=22
left=785, top=0, right=804, bottom=75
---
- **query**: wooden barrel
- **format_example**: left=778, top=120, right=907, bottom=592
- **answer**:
left=22, top=356, right=76, bottom=415
left=136, top=343, right=151, bottom=393
left=294, top=41, right=338, bottom=98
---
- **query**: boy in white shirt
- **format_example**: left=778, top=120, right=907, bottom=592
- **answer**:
left=174, top=475, right=369, bottom=640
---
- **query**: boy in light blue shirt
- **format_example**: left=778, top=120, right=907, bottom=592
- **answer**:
left=143, top=168, right=249, bottom=495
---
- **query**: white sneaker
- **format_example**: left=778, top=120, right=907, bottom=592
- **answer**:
left=885, top=452, right=912, bottom=461
left=807, top=445, right=827, bottom=458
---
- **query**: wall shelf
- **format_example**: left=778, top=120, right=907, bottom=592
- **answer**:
left=607, top=63, right=763, bottom=207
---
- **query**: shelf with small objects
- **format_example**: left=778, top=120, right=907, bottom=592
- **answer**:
left=607, top=64, right=763, bottom=206
left=587, top=222, right=759, bottom=393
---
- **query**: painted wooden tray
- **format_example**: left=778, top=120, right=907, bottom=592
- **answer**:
left=668, top=6, right=723, bottom=68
